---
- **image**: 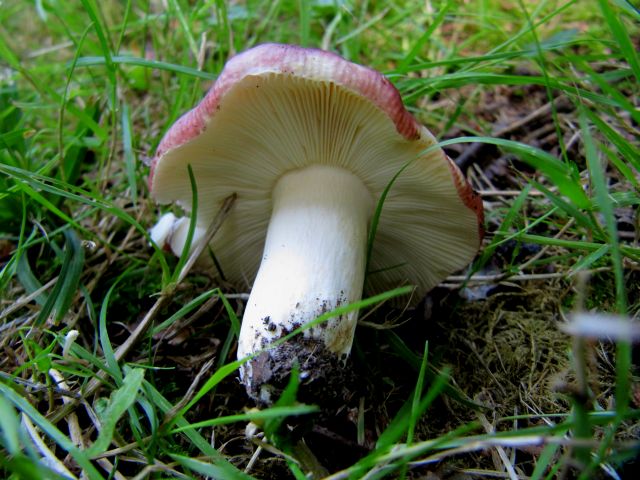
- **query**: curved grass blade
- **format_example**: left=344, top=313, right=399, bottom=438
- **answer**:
left=0, top=383, right=104, bottom=479
left=170, top=453, right=255, bottom=480
left=85, top=368, right=145, bottom=458
left=35, top=230, right=85, bottom=326
left=75, top=55, right=216, bottom=80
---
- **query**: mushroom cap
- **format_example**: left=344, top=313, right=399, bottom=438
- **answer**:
left=150, top=43, right=483, bottom=297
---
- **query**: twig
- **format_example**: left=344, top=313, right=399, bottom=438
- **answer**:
left=441, top=267, right=611, bottom=287
left=0, top=371, right=81, bottom=399
left=49, top=369, right=85, bottom=449
left=0, top=277, right=58, bottom=322
left=477, top=411, right=518, bottom=480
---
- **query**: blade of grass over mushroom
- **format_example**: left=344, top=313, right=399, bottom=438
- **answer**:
left=365, top=153, right=420, bottom=274
left=170, top=164, right=199, bottom=285
left=74, top=55, right=217, bottom=80
left=0, top=383, right=104, bottom=479
left=173, top=286, right=413, bottom=424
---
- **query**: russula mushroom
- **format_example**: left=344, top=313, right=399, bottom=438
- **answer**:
left=149, top=44, right=483, bottom=403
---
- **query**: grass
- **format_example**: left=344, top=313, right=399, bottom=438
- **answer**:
left=1, top=0, right=639, bottom=478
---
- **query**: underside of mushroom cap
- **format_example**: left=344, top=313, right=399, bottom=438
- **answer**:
left=150, top=43, right=483, bottom=298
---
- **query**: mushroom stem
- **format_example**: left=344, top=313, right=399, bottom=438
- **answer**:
left=238, top=164, right=374, bottom=403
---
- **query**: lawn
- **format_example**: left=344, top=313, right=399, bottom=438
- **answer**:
left=0, top=0, right=639, bottom=479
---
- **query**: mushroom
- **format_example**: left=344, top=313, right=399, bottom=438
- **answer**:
left=149, top=212, right=207, bottom=256
left=149, top=44, right=483, bottom=403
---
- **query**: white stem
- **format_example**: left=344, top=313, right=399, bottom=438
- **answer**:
left=238, top=165, right=373, bottom=402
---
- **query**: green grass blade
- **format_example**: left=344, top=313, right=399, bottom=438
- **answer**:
left=170, top=164, right=199, bottom=285
left=151, top=289, right=220, bottom=334
left=0, top=394, right=21, bottom=454
left=16, top=244, right=47, bottom=307
left=34, top=230, right=85, bottom=326
left=375, top=368, right=450, bottom=450
left=598, top=0, right=640, bottom=82
left=85, top=368, right=145, bottom=457
left=167, top=0, right=199, bottom=59
left=298, top=0, right=311, bottom=47
left=581, top=112, right=626, bottom=312
left=583, top=108, right=640, bottom=172
left=0, top=383, right=105, bottom=479
left=98, top=277, right=124, bottom=385
left=79, top=0, right=116, bottom=105
left=440, top=136, right=592, bottom=209
left=170, top=453, right=255, bottom=480
left=172, top=405, right=318, bottom=433
left=121, top=103, right=138, bottom=206
left=569, top=244, right=610, bottom=275
left=407, top=342, right=430, bottom=450
left=75, top=55, right=217, bottom=80
left=51, top=230, right=85, bottom=325
left=396, top=1, right=451, bottom=72
left=141, top=380, right=253, bottom=477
